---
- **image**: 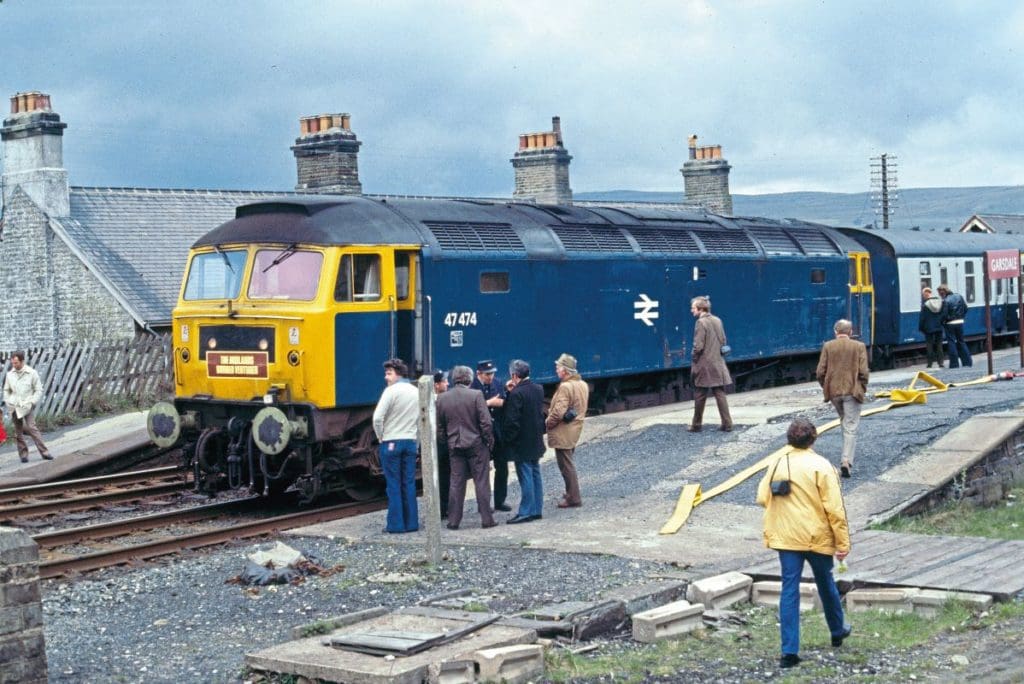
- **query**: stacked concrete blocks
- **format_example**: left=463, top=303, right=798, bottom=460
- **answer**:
left=845, top=587, right=994, bottom=618
left=473, top=644, right=545, bottom=684
left=686, top=571, right=753, bottom=610
left=0, top=527, right=48, bottom=684
left=750, top=580, right=824, bottom=613
left=631, top=600, right=706, bottom=643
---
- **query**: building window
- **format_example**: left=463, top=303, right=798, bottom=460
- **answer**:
left=810, top=268, right=826, bottom=284
left=480, top=271, right=510, bottom=293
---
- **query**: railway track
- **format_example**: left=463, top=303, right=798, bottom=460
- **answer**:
left=0, top=466, right=191, bottom=521
left=37, top=497, right=386, bottom=579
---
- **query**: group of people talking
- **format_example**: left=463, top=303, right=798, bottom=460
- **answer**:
left=371, top=354, right=589, bottom=533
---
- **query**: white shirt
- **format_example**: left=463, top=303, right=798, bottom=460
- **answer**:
left=372, top=380, right=419, bottom=442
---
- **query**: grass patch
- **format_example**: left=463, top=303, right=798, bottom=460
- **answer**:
left=544, top=599, right=1022, bottom=682
left=873, top=487, right=1024, bottom=540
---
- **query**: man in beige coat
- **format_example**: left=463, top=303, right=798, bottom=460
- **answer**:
left=3, top=351, right=52, bottom=463
left=546, top=353, right=589, bottom=508
left=689, top=296, right=733, bottom=432
left=816, top=319, right=869, bottom=477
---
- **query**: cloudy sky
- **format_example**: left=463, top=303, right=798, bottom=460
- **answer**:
left=4, top=1, right=1023, bottom=197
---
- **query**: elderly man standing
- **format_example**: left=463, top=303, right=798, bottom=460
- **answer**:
left=546, top=353, right=589, bottom=508
left=816, top=319, right=869, bottom=478
left=503, top=360, right=546, bottom=524
left=3, top=351, right=52, bottom=463
left=436, top=366, right=496, bottom=530
left=372, top=358, right=419, bottom=534
left=688, top=296, right=733, bottom=432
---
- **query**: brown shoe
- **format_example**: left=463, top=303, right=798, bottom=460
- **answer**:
left=41, top=454, right=54, bottom=461
left=720, top=425, right=733, bottom=432
left=688, top=425, right=702, bottom=433
left=557, top=500, right=581, bottom=508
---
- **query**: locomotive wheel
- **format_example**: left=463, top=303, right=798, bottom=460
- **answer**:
left=341, top=475, right=384, bottom=501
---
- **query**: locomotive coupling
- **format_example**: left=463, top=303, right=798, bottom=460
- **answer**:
left=147, top=402, right=197, bottom=448
left=252, top=406, right=309, bottom=455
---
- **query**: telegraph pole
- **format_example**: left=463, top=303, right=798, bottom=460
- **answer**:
left=870, top=154, right=899, bottom=229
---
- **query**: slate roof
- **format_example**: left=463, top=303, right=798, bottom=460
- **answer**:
left=53, top=187, right=290, bottom=327
left=959, top=214, right=1024, bottom=234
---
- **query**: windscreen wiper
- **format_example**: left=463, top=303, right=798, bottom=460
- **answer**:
left=214, top=245, right=235, bottom=273
left=262, top=243, right=298, bottom=273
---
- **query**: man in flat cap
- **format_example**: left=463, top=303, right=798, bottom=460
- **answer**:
left=546, top=353, right=589, bottom=508
left=471, top=359, right=512, bottom=512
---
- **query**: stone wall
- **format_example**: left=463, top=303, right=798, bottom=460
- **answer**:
left=681, top=159, right=732, bottom=215
left=0, top=187, right=135, bottom=347
left=292, top=133, right=362, bottom=195
left=0, top=527, right=47, bottom=684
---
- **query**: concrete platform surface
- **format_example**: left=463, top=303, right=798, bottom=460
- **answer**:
left=246, top=609, right=536, bottom=684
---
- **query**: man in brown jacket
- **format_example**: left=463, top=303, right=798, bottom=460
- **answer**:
left=816, top=319, right=870, bottom=478
left=436, top=365, right=496, bottom=529
left=546, top=353, right=589, bottom=508
left=689, top=296, right=733, bottom=432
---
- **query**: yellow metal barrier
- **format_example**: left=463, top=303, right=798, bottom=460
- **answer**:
left=659, top=370, right=1002, bottom=535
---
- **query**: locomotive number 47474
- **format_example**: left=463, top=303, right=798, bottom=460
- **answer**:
left=443, top=312, right=478, bottom=326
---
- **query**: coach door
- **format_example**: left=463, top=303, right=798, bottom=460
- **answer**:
left=848, top=252, right=874, bottom=347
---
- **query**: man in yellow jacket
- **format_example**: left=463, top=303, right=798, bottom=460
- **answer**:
left=757, top=417, right=851, bottom=669
left=545, top=353, right=589, bottom=508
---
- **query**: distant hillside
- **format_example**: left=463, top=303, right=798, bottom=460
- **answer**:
left=575, top=186, right=1024, bottom=231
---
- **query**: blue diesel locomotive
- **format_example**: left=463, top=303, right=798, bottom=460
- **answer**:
left=147, top=196, right=1022, bottom=500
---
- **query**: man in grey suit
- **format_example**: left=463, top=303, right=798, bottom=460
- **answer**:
left=436, top=365, right=497, bottom=529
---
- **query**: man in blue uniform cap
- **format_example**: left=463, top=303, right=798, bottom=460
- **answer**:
left=471, top=360, right=512, bottom=512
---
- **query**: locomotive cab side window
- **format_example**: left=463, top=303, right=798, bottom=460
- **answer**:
left=810, top=268, right=826, bottom=284
left=183, top=249, right=247, bottom=300
left=335, top=254, right=382, bottom=302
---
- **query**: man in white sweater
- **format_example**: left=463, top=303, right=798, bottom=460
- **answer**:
left=372, top=358, right=420, bottom=533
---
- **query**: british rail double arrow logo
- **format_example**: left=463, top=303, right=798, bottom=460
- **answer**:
left=633, top=293, right=659, bottom=326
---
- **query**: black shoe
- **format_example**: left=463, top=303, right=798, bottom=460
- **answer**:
left=19, top=457, right=28, bottom=463
left=831, top=626, right=852, bottom=647
left=40, top=454, right=54, bottom=461
left=494, top=503, right=512, bottom=512
left=507, top=515, right=534, bottom=524
left=482, top=521, right=498, bottom=529
left=720, top=425, right=733, bottom=432
left=688, top=425, right=702, bottom=433
left=779, top=654, right=801, bottom=669
left=446, top=523, right=459, bottom=530
left=840, top=463, right=851, bottom=478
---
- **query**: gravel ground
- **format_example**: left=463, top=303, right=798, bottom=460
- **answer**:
left=42, top=538, right=674, bottom=682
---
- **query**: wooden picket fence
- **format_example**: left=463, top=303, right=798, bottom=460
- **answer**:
left=0, top=335, right=172, bottom=417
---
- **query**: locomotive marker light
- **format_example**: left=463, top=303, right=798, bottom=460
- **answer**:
left=634, top=293, right=660, bottom=326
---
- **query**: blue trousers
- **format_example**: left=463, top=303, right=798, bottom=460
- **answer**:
left=778, top=550, right=847, bottom=656
left=944, top=323, right=972, bottom=368
left=514, top=460, right=543, bottom=518
left=380, top=440, right=419, bottom=533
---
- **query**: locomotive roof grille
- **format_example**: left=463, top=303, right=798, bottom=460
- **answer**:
left=425, top=221, right=524, bottom=252
left=691, top=229, right=760, bottom=254
left=627, top=227, right=700, bottom=253
left=552, top=225, right=633, bottom=252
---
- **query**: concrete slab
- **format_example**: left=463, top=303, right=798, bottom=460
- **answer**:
left=246, top=610, right=536, bottom=684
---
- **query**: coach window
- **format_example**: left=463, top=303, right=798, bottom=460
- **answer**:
left=965, top=261, right=976, bottom=303
left=810, top=268, right=826, bottom=284
left=335, top=253, right=382, bottom=302
left=919, top=262, right=931, bottom=291
left=480, top=271, right=510, bottom=293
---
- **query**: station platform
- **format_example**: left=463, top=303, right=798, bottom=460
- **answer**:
left=0, top=410, right=149, bottom=488
left=291, top=348, right=1024, bottom=599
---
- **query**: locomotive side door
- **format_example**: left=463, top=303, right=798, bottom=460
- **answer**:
left=393, top=250, right=420, bottom=372
left=332, top=247, right=399, bottom=406
left=848, top=251, right=874, bottom=348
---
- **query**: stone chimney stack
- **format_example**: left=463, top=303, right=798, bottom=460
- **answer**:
left=2, top=91, right=70, bottom=217
left=681, top=134, right=732, bottom=215
left=291, top=113, right=362, bottom=194
left=511, top=116, right=572, bottom=205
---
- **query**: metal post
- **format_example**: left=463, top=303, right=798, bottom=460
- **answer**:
left=984, top=267, right=993, bottom=376
left=417, top=375, right=442, bottom=565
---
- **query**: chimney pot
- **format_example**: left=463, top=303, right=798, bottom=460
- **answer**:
left=519, top=134, right=527, bottom=150
left=341, top=114, right=351, bottom=130
left=319, top=114, right=332, bottom=131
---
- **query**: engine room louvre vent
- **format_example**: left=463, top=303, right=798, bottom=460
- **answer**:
left=425, top=222, right=524, bottom=251
left=691, top=229, right=760, bottom=254
left=552, top=225, right=633, bottom=252
left=747, top=228, right=802, bottom=255
left=786, top=228, right=843, bottom=255
left=627, top=227, right=701, bottom=253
